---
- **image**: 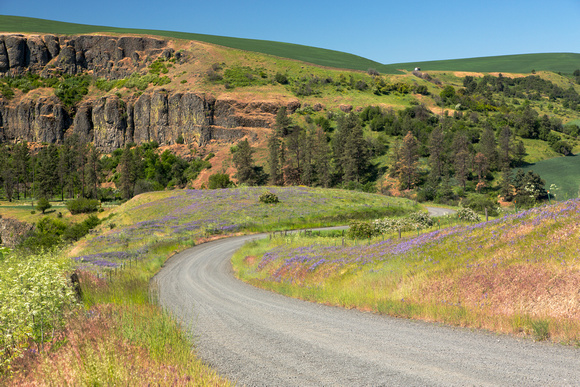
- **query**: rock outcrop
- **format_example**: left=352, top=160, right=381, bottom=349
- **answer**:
left=0, top=34, right=302, bottom=150
left=0, top=89, right=297, bottom=151
left=0, top=34, right=168, bottom=78
left=0, top=217, right=34, bottom=248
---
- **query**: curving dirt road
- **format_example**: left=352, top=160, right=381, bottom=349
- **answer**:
left=155, top=228, right=580, bottom=386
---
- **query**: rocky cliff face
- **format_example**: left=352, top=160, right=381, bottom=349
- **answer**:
left=0, top=34, right=300, bottom=151
left=0, top=217, right=34, bottom=248
left=0, top=88, right=294, bottom=151
left=0, top=34, right=171, bottom=78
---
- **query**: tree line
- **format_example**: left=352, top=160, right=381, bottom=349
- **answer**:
left=0, top=137, right=211, bottom=202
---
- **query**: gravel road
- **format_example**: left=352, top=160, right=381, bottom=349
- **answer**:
left=155, top=228, right=580, bottom=386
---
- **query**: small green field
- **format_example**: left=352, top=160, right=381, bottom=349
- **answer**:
left=516, top=155, right=580, bottom=200
left=382, top=53, right=580, bottom=74
left=1, top=16, right=578, bottom=74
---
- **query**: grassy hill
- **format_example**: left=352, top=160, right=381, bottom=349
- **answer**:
left=382, top=53, right=580, bottom=74
left=1, top=15, right=579, bottom=74
left=234, top=199, right=580, bottom=343
left=518, top=155, right=580, bottom=200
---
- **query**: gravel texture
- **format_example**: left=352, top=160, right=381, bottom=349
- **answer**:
left=155, top=231, right=580, bottom=386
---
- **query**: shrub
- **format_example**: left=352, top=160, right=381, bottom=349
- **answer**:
left=259, top=192, right=279, bottom=204
left=348, top=220, right=376, bottom=239
left=176, top=134, right=185, bottom=144
left=208, top=173, right=232, bottom=189
left=36, top=198, right=52, bottom=214
left=462, top=194, right=499, bottom=216
left=66, top=198, right=100, bottom=214
left=456, top=207, right=481, bottom=222
left=275, top=73, right=289, bottom=84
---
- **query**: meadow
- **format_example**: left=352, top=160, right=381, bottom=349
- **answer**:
left=70, top=187, right=415, bottom=272
left=1, top=187, right=415, bottom=384
left=234, top=199, right=580, bottom=344
left=518, top=155, right=580, bottom=200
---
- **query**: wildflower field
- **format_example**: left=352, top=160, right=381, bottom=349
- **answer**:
left=71, top=186, right=415, bottom=272
left=1, top=187, right=414, bottom=384
left=234, top=199, right=580, bottom=343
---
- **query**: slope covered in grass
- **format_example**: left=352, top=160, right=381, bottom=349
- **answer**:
left=71, top=187, right=415, bottom=270
left=0, top=15, right=386, bottom=72
left=383, top=53, right=580, bottom=74
left=518, top=155, right=580, bottom=200
left=2, top=16, right=579, bottom=74
left=235, top=200, right=580, bottom=343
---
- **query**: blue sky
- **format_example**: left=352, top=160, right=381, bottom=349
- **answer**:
left=1, top=0, right=579, bottom=64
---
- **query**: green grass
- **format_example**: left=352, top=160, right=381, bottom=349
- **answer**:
left=2, top=16, right=579, bottom=75
left=517, top=155, right=580, bottom=200
left=382, top=53, right=580, bottom=74
left=0, top=15, right=386, bottom=73
left=233, top=200, right=580, bottom=343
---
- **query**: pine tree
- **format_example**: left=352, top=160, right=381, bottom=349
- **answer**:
left=13, top=142, right=30, bottom=200
left=498, top=126, right=513, bottom=170
left=267, top=133, right=283, bottom=185
left=428, top=126, right=445, bottom=180
left=473, top=152, right=489, bottom=192
left=274, top=106, right=292, bottom=136
left=300, top=127, right=315, bottom=186
left=314, top=127, right=331, bottom=188
left=452, top=132, right=470, bottom=190
left=85, top=144, right=101, bottom=199
left=35, top=145, right=60, bottom=199
left=478, top=126, right=498, bottom=170
left=284, top=126, right=305, bottom=185
left=119, top=146, right=136, bottom=199
left=232, top=139, right=257, bottom=185
left=399, top=131, right=419, bottom=190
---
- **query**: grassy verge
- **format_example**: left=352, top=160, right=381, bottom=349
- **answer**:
left=233, top=200, right=580, bottom=344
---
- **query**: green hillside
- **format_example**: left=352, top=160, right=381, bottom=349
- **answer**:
left=1, top=15, right=579, bottom=74
left=383, top=53, right=580, bottom=74
left=0, top=15, right=385, bottom=72
left=518, top=155, right=580, bottom=200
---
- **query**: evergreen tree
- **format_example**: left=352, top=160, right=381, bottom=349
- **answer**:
left=334, top=113, right=369, bottom=184
left=473, top=152, right=489, bottom=192
left=35, top=144, right=60, bottom=199
left=399, top=131, right=419, bottom=190
left=119, top=146, right=136, bottom=199
left=428, top=126, right=445, bottom=180
left=314, top=128, right=331, bottom=188
left=498, top=126, right=513, bottom=170
left=300, top=127, right=315, bottom=186
left=274, top=106, right=292, bottom=136
left=452, top=132, right=470, bottom=190
left=59, top=135, right=80, bottom=199
left=85, top=144, right=101, bottom=199
left=0, top=148, right=15, bottom=202
left=267, top=133, right=283, bottom=185
left=13, top=142, right=30, bottom=200
left=478, top=126, right=498, bottom=170
left=232, top=139, right=257, bottom=185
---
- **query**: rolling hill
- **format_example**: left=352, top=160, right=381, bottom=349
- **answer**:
left=1, top=15, right=578, bottom=74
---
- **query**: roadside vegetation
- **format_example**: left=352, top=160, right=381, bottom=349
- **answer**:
left=234, top=199, right=580, bottom=344
left=0, top=187, right=415, bottom=383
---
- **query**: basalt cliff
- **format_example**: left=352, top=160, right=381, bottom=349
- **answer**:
left=0, top=34, right=300, bottom=151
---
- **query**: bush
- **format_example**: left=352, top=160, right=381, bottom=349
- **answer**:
left=66, top=198, right=100, bottom=214
left=208, top=173, right=232, bottom=189
left=36, top=198, right=52, bottom=214
left=348, top=220, right=376, bottom=239
left=456, top=207, right=481, bottom=222
left=462, top=194, right=499, bottom=216
left=259, top=192, right=279, bottom=204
